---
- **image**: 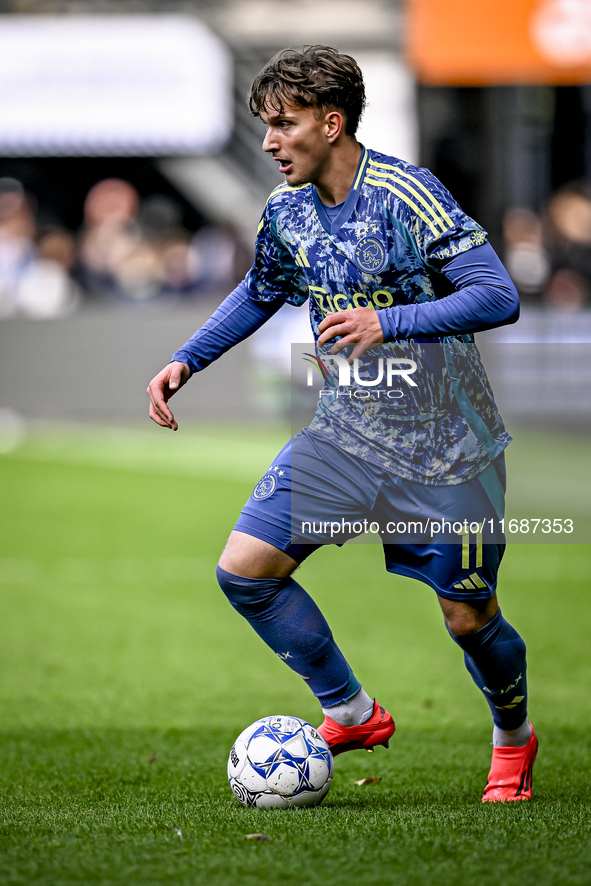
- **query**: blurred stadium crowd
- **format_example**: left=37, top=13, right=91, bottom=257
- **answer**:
left=504, top=181, right=591, bottom=311
left=2, top=168, right=590, bottom=318
left=0, top=174, right=250, bottom=318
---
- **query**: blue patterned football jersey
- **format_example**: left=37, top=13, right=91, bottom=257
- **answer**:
left=245, top=147, right=510, bottom=485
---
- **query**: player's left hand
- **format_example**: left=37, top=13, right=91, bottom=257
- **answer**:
left=317, top=307, right=384, bottom=362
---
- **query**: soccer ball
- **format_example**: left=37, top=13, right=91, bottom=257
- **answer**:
left=228, top=715, right=333, bottom=808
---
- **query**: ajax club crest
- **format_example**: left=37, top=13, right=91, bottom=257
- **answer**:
left=253, top=472, right=277, bottom=501
left=354, top=237, right=387, bottom=274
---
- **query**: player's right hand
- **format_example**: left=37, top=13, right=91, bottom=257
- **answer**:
left=146, top=361, right=191, bottom=430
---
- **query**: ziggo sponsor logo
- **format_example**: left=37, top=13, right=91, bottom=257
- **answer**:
left=309, top=285, right=395, bottom=314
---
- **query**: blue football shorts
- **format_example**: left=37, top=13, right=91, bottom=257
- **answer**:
left=234, top=428, right=506, bottom=602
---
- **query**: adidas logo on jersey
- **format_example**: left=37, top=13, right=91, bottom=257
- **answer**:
left=453, top=572, right=487, bottom=591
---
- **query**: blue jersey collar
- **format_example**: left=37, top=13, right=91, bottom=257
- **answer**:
left=313, top=146, right=368, bottom=235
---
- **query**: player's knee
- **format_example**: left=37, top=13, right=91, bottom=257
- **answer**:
left=216, top=565, right=287, bottom=615
left=216, top=565, right=254, bottom=607
left=445, top=612, right=483, bottom=638
left=440, top=595, right=498, bottom=638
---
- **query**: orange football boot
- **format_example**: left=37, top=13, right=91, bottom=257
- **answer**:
left=482, top=725, right=538, bottom=802
left=318, top=700, right=395, bottom=756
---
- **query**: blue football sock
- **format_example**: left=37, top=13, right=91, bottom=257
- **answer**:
left=448, top=609, right=528, bottom=731
left=216, top=566, right=361, bottom=706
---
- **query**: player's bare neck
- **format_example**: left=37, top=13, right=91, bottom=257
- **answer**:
left=314, top=139, right=362, bottom=207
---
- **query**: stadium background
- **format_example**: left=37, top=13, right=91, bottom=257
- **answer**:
left=1, top=3, right=590, bottom=885
left=1, top=0, right=591, bottom=429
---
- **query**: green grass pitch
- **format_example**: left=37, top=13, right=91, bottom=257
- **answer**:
left=1, top=422, right=590, bottom=886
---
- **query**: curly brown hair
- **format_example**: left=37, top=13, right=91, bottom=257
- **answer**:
left=248, top=45, right=366, bottom=137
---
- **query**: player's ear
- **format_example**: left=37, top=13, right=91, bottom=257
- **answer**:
left=325, top=110, right=344, bottom=143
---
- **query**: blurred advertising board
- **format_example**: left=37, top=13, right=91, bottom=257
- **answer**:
left=408, top=0, right=591, bottom=84
left=0, top=16, right=232, bottom=155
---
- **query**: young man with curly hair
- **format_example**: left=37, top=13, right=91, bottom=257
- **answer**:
left=147, top=45, right=536, bottom=802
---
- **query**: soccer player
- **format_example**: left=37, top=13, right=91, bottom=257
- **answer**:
left=147, top=46, right=537, bottom=802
